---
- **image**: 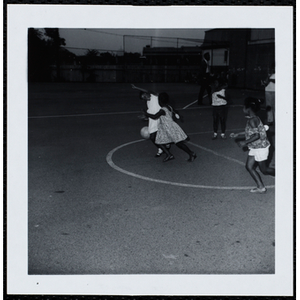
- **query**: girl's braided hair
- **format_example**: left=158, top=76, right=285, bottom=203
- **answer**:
left=244, top=97, right=262, bottom=113
left=158, top=92, right=169, bottom=105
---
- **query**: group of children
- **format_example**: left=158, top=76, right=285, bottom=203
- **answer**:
left=131, top=81, right=275, bottom=194
left=132, top=84, right=197, bottom=162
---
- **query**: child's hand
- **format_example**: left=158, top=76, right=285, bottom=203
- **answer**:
left=230, top=133, right=237, bottom=138
left=237, top=141, right=246, bottom=148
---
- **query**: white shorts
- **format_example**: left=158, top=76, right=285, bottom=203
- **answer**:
left=248, top=146, right=270, bottom=162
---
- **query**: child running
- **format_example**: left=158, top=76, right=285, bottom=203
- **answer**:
left=211, top=78, right=228, bottom=139
left=132, top=84, right=165, bottom=157
left=230, top=97, right=275, bottom=193
left=144, top=92, right=197, bottom=162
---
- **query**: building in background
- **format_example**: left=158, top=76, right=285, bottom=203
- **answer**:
left=31, top=28, right=275, bottom=89
left=142, top=28, right=275, bottom=89
left=200, top=28, right=275, bottom=89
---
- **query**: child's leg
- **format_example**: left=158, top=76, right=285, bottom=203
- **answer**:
left=206, top=85, right=212, bottom=104
left=149, top=132, right=158, bottom=146
left=257, top=161, right=275, bottom=176
left=150, top=132, right=161, bottom=148
left=220, top=117, right=226, bottom=134
left=176, top=141, right=197, bottom=161
left=213, top=108, right=219, bottom=133
left=160, top=144, right=173, bottom=156
left=245, top=155, right=265, bottom=188
left=176, top=141, right=192, bottom=155
left=219, top=108, right=226, bottom=134
left=150, top=132, right=164, bottom=157
left=158, top=144, right=174, bottom=162
left=265, top=91, right=274, bottom=124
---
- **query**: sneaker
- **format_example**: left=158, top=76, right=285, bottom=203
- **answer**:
left=250, top=187, right=267, bottom=193
left=155, top=148, right=163, bottom=158
left=212, top=133, right=218, bottom=140
left=221, top=133, right=227, bottom=139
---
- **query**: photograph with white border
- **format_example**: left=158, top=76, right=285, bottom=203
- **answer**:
left=6, top=4, right=294, bottom=296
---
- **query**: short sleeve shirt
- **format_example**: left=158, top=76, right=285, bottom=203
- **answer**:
left=245, top=117, right=270, bottom=149
left=212, top=89, right=227, bottom=106
left=147, top=94, right=161, bottom=134
left=265, top=73, right=275, bottom=92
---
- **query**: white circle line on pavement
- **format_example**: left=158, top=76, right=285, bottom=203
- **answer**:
left=106, top=139, right=275, bottom=190
left=187, top=141, right=245, bottom=166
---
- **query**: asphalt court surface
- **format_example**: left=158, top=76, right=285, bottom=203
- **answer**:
left=28, top=82, right=275, bottom=274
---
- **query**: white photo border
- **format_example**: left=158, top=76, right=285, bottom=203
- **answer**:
left=6, top=4, right=294, bottom=296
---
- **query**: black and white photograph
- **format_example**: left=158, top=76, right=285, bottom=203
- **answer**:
left=6, top=4, right=294, bottom=296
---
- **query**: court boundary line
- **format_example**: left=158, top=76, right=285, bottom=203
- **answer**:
left=188, top=142, right=244, bottom=166
left=183, top=93, right=208, bottom=109
left=106, top=139, right=275, bottom=190
left=28, top=105, right=244, bottom=119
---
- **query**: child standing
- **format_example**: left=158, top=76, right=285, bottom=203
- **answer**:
left=261, top=65, right=275, bottom=126
left=230, top=97, right=275, bottom=193
left=144, top=92, right=197, bottom=162
left=211, top=78, right=228, bottom=140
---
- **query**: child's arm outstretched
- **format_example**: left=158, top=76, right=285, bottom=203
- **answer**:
left=232, top=117, right=260, bottom=147
left=131, top=84, right=147, bottom=92
left=131, top=84, right=157, bottom=95
left=237, top=133, right=260, bottom=148
left=230, top=131, right=259, bottom=149
left=143, top=108, right=165, bottom=120
left=168, top=105, right=183, bottom=122
left=230, top=131, right=245, bottom=138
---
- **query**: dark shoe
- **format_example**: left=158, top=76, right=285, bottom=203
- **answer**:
left=163, top=155, right=175, bottom=162
left=187, top=153, right=197, bottom=162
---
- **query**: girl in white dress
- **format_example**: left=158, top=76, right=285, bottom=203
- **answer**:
left=144, top=93, right=197, bottom=162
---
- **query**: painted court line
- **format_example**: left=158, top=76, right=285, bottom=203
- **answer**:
left=182, top=94, right=207, bottom=109
left=28, top=104, right=244, bottom=119
left=28, top=110, right=141, bottom=119
left=106, top=139, right=275, bottom=190
left=187, top=142, right=244, bottom=166
left=183, top=99, right=198, bottom=109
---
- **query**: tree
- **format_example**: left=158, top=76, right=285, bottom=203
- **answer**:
left=28, top=28, right=67, bottom=82
left=44, top=28, right=66, bottom=81
left=28, top=28, right=52, bottom=82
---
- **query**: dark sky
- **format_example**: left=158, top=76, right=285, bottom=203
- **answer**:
left=58, top=28, right=209, bottom=55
